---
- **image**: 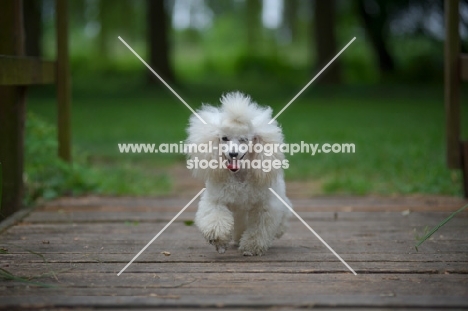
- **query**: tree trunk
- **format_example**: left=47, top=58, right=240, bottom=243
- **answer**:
left=246, top=0, right=262, bottom=53
left=23, top=0, right=42, bottom=57
left=313, top=0, right=341, bottom=84
left=98, top=0, right=111, bottom=57
left=147, top=0, right=175, bottom=84
left=283, top=0, right=298, bottom=43
left=356, top=0, right=395, bottom=73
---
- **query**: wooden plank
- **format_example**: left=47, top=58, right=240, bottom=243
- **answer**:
left=39, top=195, right=468, bottom=212
left=2, top=239, right=466, bottom=258
left=461, top=54, right=468, bottom=81
left=1, top=293, right=468, bottom=309
left=0, top=206, right=34, bottom=234
left=5, top=222, right=467, bottom=246
left=0, top=56, right=55, bottom=85
left=0, top=309, right=452, bottom=311
left=0, top=226, right=468, bottom=262
left=3, top=261, right=468, bottom=275
left=21, top=209, right=468, bottom=223
left=1, top=295, right=468, bottom=309
left=56, top=0, right=72, bottom=162
left=0, top=0, right=26, bottom=220
left=1, top=272, right=467, bottom=291
left=445, top=0, right=461, bottom=169
left=10, top=212, right=468, bottom=231
left=1, top=197, right=468, bottom=309
left=0, top=275, right=467, bottom=308
left=0, top=252, right=468, bottom=269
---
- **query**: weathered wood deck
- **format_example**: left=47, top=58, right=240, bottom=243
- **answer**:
left=0, top=195, right=467, bottom=310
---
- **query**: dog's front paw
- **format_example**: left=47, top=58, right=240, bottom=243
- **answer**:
left=209, top=239, right=228, bottom=254
left=195, top=204, right=234, bottom=254
left=239, top=244, right=267, bottom=256
left=200, top=221, right=232, bottom=254
left=238, top=233, right=270, bottom=256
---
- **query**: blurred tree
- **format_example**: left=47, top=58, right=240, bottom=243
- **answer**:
left=147, top=0, right=176, bottom=83
left=97, top=0, right=137, bottom=58
left=354, top=0, right=468, bottom=75
left=246, top=0, right=262, bottom=53
left=356, top=0, right=395, bottom=73
left=313, top=0, right=341, bottom=84
left=283, top=0, right=298, bottom=43
left=23, top=0, right=42, bottom=57
left=69, top=0, right=86, bottom=26
left=205, top=0, right=238, bottom=15
left=98, top=0, right=111, bottom=56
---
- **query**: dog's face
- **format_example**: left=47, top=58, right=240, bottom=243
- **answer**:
left=186, top=92, right=285, bottom=183
left=219, top=134, right=250, bottom=173
left=218, top=117, right=255, bottom=173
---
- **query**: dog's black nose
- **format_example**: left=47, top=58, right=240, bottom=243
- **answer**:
left=229, top=152, right=238, bottom=158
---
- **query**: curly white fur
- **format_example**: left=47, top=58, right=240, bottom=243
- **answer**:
left=186, top=92, right=292, bottom=256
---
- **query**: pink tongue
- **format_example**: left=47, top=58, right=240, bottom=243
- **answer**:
left=228, top=159, right=238, bottom=170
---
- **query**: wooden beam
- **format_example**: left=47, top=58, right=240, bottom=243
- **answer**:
left=0, top=56, right=55, bottom=85
left=445, top=0, right=461, bottom=169
left=462, top=141, right=468, bottom=198
left=56, top=0, right=72, bottom=162
left=460, top=54, right=468, bottom=81
left=0, top=0, right=26, bottom=220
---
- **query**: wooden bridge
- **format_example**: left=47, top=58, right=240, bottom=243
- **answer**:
left=0, top=195, right=467, bottom=309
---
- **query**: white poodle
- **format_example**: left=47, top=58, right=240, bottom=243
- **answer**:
left=185, top=92, right=291, bottom=256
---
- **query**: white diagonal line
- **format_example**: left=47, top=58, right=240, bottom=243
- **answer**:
left=117, top=188, right=206, bottom=276
left=268, top=37, right=356, bottom=124
left=269, top=188, right=357, bottom=275
left=118, top=36, right=207, bottom=125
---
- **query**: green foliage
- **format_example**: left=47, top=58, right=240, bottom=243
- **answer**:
left=28, top=81, right=467, bottom=197
left=38, top=0, right=453, bottom=84
left=415, top=204, right=468, bottom=251
left=0, top=244, right=56, bottom=287
left=24, top=112, right=172, bottom=205
left=24, top=113, right=97, bottom=204
left=0, top=268, right=55, bottom=288
left=233, top=51, right=296, bottom=78
left=278, top=86, right=467, bottom=196
left=184, top=220, right=194, bottom=226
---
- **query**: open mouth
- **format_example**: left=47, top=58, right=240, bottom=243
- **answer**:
left=227, top=154, right=246, bottom=172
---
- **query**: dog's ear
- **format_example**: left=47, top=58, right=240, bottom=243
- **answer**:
left=251, top=106, right=284, bottom=151
left=250, top=108, right=285, bottom=185
left=185, top=105, right=224, bottom=180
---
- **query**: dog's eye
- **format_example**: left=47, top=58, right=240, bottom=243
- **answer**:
left=221, top=136, right=229, bottom=141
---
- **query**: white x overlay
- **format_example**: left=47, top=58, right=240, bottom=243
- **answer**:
left=269, top=188, right=357, bottom=275
left=117, top=188, right=206, bottom=276
left=118, top=36, right=207, bottom=124
left=117, top=36, right=357, bottom=276
left=269, top=37, right=356, bottom=124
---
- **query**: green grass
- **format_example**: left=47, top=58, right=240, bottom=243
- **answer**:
left=26, top=76, right=467, bottom=197
left=415, top=204, right=468, bottom=251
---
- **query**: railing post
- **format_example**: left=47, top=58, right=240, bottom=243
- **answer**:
left=0, top=0, right=26, bottom=219
left=56, top=0, right=72, bottom=162
left=445, top=0, right=461, bottom=169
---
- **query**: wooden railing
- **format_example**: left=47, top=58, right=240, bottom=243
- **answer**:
left=445, top=0, right=468, bottom=197
left=0, top=0, right=71, bottom=219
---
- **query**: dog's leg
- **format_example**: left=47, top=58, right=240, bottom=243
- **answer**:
left=238, top=206, right=281, bottom=256
left=195, top=198, right=233, bottom=254
left=273, top=200, right=290, bottom=239
left=232, top=210, right=247, bottom=246
left=274, top=210, right=289, bottom=239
